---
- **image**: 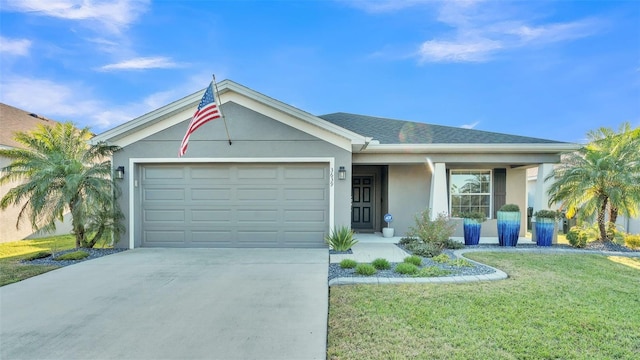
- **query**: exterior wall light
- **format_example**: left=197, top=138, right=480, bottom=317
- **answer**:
left=115, top=166, right=125, bottom=180
left=338, top=166, right=347, bottom=180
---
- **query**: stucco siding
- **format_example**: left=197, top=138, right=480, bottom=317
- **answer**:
left=112, top=102, right=352, bottom=248
left=387, top=164, right=431, bottom=236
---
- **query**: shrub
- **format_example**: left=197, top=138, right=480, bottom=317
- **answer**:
left=499, top=204, right=520, bottom=212
left=415, top=266, right=451, bottom=277
left=406, top=242, right=442, bottom=257
left=394, top=262, right=418, bottom=275
left=448, top=258, right=473, bottom=267
left=625, top=234, right=640, bottom=250
left=458, top=211, right=487, bottom=223
left=567, top=227, right=588, bottom=248
left=355, top=263, right=377, bottom=276
left=325, top=226, right=358, bottom=251
left=372, top=258, right=391, bottom=270
left=404, top=255, right=422, bottom=266
left=398, top=237, right=418, bottom=246
left=339, top=259, right=357, bottom=269
left=534, top=209, right=561, bottom=220
left=407, top=209, right=456, bottom=248
left=442, top=238, right=464, bottom=249
left=432, top=254, right=450, bottom=263
left=23, top=251, right=52, bottom=261
left=54, top=250, right=89, bottom=261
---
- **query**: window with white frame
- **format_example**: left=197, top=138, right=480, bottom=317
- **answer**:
left=450, top=170, right=492, bottom=218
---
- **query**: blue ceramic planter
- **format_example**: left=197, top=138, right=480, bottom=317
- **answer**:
left=497, top=211, right=521, bottom=247
left=535, top=218, right=555, bottom=246
left=463, top=219, right=482, bottom=245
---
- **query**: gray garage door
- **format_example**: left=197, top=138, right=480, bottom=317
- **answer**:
left=140, top=163, right=329, bottom=248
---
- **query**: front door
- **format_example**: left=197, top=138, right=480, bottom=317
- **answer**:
left=352, top=176, right=374, bottom=231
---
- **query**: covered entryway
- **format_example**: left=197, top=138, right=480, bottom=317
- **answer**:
left=351, top=165, right=387, bottom=233
left=140, top=163, right=329, bottom=248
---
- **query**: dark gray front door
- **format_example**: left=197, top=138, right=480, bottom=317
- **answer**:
left=351, top=176, right=374, bottom=230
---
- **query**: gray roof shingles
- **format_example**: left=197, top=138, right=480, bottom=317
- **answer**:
left=318, top=112, right=567, bottom=145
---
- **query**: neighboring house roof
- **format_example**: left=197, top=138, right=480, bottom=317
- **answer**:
left=0, top=103, right=60, bottom=149
left=319, top=112, right=566, bottom=145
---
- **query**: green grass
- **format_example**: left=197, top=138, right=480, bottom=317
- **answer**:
left=328, top=252, right=640, bottom=359
left=0, top=234, right=108, bottom=286
left=54, top=250, right=90, bottom=261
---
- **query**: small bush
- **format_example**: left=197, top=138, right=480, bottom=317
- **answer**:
left=23, top=251, right=52, bottom=261
left=355, top=263, right=377, bottom=276
left=395, top=262, right=418, bottom=275
left=567, top=227, right=588, bottom=248
left=404, top=255, right=422, bottom=266
left=448, top=258, right=473, bottom=267
left=406, top=242, right=442, bottom=257
left=458, top=211, right=487, bottom=223
left=339, top=259, right=357, bottom=269
left=325, top=226, right=358, bottom=252
left=625, top=234, right=640, bottom=250
left=415, top=266, right=451, bottom=277
left=398, top=237, right=419, bottom=246
left=432, top=254, right=450, bottom=263
left=372, top=258, right=391, bottom=270
left=534, top=209, right=561, bottom=220
left=499, top=204, right=520, bottom=212
left=407, top=210, right=456, bottom=247
left=54, top=250, right=89, bottom=261
left=442, top=238, right=464, bottom=249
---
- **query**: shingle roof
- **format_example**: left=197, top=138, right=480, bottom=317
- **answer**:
left=318, top=112, right=567, bottom=145
left=0, top=103, right=60, bottom=149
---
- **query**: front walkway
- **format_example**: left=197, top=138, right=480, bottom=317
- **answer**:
left=329, top=233, right=639, bottom=286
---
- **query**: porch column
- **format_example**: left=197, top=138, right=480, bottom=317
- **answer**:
left=534, top=163, right=556, bottom=212
left=429, top=162, right=449, bottom=219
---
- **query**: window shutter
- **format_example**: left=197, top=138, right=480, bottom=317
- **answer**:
left=493, top=168, right=506, bottom=218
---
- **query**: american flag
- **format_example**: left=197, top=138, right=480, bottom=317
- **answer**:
left=179, top=82, right=221, bottom=156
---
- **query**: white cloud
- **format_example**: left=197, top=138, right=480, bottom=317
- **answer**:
left=98, top=56, right=180, bottom=71
left=359, top=0, right=601, bottom=64
left=460, top=121, right=480, bottom=129
left=419, top=38, right=502, bottom=63
left=0, top=74, right=216, bottom=131
left=0, top=36, right=32, bottom=56
left=1, top=0, right=149, bottom=33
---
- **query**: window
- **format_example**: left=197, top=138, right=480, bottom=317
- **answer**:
left=450, top=170, right=492, bottom=218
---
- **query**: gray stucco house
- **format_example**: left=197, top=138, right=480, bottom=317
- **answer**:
left=92, top=80, right=578, bottom=249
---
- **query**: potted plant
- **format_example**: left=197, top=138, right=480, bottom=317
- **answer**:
left=497, top=204, right=520, bottom=246
left=382, top=213, right=394, bottom=238
left=533, top=210, right=559, bottom=247
left=459, top=211, right=486, bottom=245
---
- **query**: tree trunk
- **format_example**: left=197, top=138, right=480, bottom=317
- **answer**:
left=597, top=197, right=608, bottom=242
left=69, top=203, right=82, bottom=248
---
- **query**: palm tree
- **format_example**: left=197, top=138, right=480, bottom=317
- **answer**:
left=545, top=123, right=640, bottom=241
left=0, top=122, right=124, bottom=248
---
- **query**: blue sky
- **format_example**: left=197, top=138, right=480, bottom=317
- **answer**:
left=1, top=0, right=638, bottom=143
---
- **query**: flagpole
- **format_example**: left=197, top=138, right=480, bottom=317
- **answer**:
left=212, top=74, right=232, bottom=145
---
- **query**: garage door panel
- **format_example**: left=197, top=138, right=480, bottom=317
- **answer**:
left=284, top=188, right=326, bottom=201
left=144, top=188, right=185, bottom=201
left=191, top=209, right=231, bottom=222
left=237, top=188, right=279, bottom=201
left=191, top=188, right=231, bottom=201
left=144, top=209, right=185, bottom=223
left=141, top=163, right=329, bottom=248
left=144, top=230, right=185, bottom=243
left=144, top=166, right=184, bottom=180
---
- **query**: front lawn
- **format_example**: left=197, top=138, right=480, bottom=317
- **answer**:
left=1, top=235, right=76, bottom=286
left=328, top=252, right=640, bottom=359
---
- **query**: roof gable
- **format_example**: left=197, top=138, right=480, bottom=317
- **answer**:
left=92, top=80, right=367, bottom=152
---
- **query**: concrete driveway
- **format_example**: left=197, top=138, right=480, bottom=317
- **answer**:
left=0, top=248, right=328, bottom=360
